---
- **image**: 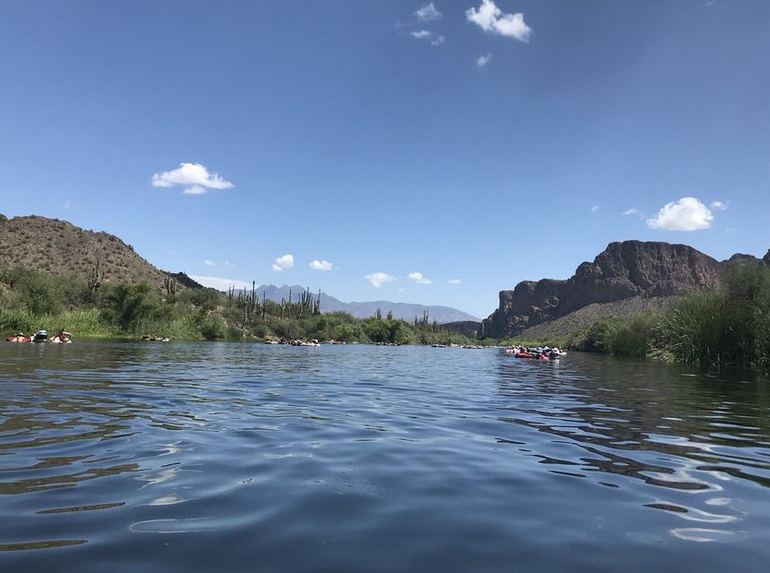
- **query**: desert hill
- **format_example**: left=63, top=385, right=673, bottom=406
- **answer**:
left=0, top=214, right=477, bottom=323
left=0, top=213, right=198, bottom=291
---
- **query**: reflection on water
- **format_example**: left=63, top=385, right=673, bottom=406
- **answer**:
left=493, top=355, right=770, bottom=552
left=1, top=342, right=769, bottom=572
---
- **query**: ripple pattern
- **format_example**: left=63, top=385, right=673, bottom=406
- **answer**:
left=1, top=341, right=770, bottom=572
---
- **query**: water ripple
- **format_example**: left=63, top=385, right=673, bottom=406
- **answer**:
left=1, top=342, right=769, bottom=572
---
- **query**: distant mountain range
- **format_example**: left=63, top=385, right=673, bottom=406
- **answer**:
left=249, top=284, right=480, bottom=324
left=0, top=214, right=478, bottom=324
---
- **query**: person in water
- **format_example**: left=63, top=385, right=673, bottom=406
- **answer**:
left=6, top=332, right=30, bottom=342
left=51, top=328, right=72, bottom=343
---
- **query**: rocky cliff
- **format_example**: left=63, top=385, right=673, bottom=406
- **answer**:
left=481, top=241, right=730, bottom=338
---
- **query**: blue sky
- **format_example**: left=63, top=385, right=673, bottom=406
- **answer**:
left=1, top=0, right=768, bottom=317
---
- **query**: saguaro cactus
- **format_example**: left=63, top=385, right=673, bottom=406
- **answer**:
left=87, top=258, right=105, bottom=301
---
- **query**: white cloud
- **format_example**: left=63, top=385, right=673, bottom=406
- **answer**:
left=203, top=259, right=216, bottom=267
left=466, top=0, right=532, bottom=42
left=309, top=259, right=333, bottom=271
left=646, top=197, right=714, bottom=231
left=431, top=35, right=446, bottom=46
left=623, top=207, right=644, bottom=218
left=189, top=275, right=250, bottom=291
left=411, top=29, right=432, bottom=39
left=151, top=162, right=234, bottom=195
left=711, top=200, right=727, bottom=211
left=272, top=254, right=294, bottom=272
left=365, top=272, right=397, bottom=288
left=476, top=52, right=493, bottom=67
left=591, top=205, right=599, bottom=214
left=415, top=2, right=442, bottom=21
left=407, top=271, right=432, bottom=285
left=183, top=185, right=207, bottom=195
left=64, top=199, right=72, bottom=210
left=448, top=278, right=462, bottom=285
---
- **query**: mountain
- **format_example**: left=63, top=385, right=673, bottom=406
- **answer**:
left=250, top=284, right=480, bottom=324
left=0, top=214, right=477, bottom=323
left=0, top=213, right=200, bottom=291
left=481, top=240, right=768, bottom=339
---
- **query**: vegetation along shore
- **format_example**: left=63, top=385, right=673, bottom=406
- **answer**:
left=2, top=260, right=769, bottom=376
left=0, top=266, right=483, bottom=347
left=1, top=214, right=769, bottom=375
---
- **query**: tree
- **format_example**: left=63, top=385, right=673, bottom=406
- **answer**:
left=11, top=268, right=63, bottom=316
left=100, top=283, right=156, bottom=331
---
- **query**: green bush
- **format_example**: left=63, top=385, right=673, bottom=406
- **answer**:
left=332, top=322, right=363, bottom=342
left=198, top=313, right=225, bottom=340
left=99, top=283, right=158, bottom=332
left=568, top=319, right=617, bottom=353
left=661, top=290, right=754, bottom=369
left=656, top=262, right=770, bottom=372
left=755, top=276, right=770, bottom=373
left=0, top=307, right=37, bottom=334
left=606, top=314, right=656, bottom=358
left=57, top=308, right=116, bottom=338
left=270, top=318, right=303, bottom=340
left=178, top=288, right=220, bottom=312
left=16, top=272, right=63, bottom=315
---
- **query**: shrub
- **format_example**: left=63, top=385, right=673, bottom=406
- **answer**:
left=7, top=268, right=64, bottom=316
left=0, top=307, right=36, bottom=334
left=568, top=319, right=617, bottom=353
left=99, top=283, right=158, bottom=332
left=332, top=322, right=363, bottom=342
left=659, top=262, right=770, bottom=371
left=178, top=288, right=221, bottom=312
left=606, top=314, right=656, bottom=358
left=198, top=313, right=225, bottom=340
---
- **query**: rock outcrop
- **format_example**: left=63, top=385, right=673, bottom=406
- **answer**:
left=481, top=241, right=725, bottom=338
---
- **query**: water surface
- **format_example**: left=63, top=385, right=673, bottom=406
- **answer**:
left=1, top=342, right=769, bottom=572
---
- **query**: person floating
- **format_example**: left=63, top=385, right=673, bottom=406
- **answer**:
left=50, top=329, right=72, bottom=343
left=32, top=330, right=48, bottom=343
left=5, top=332, right=30, bottom=343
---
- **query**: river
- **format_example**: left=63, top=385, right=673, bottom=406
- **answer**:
left=1, top=341, right=769, bottom=572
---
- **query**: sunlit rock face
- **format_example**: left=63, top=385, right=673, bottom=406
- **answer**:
left=481, top=241, right=726, bottom=338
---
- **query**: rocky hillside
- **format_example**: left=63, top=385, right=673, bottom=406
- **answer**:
left=0, top=213, right=198, bottom=291
left=517, top=297, right=671, bottom=340
left=481, top=241, right=769, bottom=339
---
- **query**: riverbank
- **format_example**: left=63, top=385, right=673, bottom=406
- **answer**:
left=4, top=262, right=769, bottom=375
left=550, top=261, right=770, bottom=375
left=0, top=268, right=485, bottom=346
